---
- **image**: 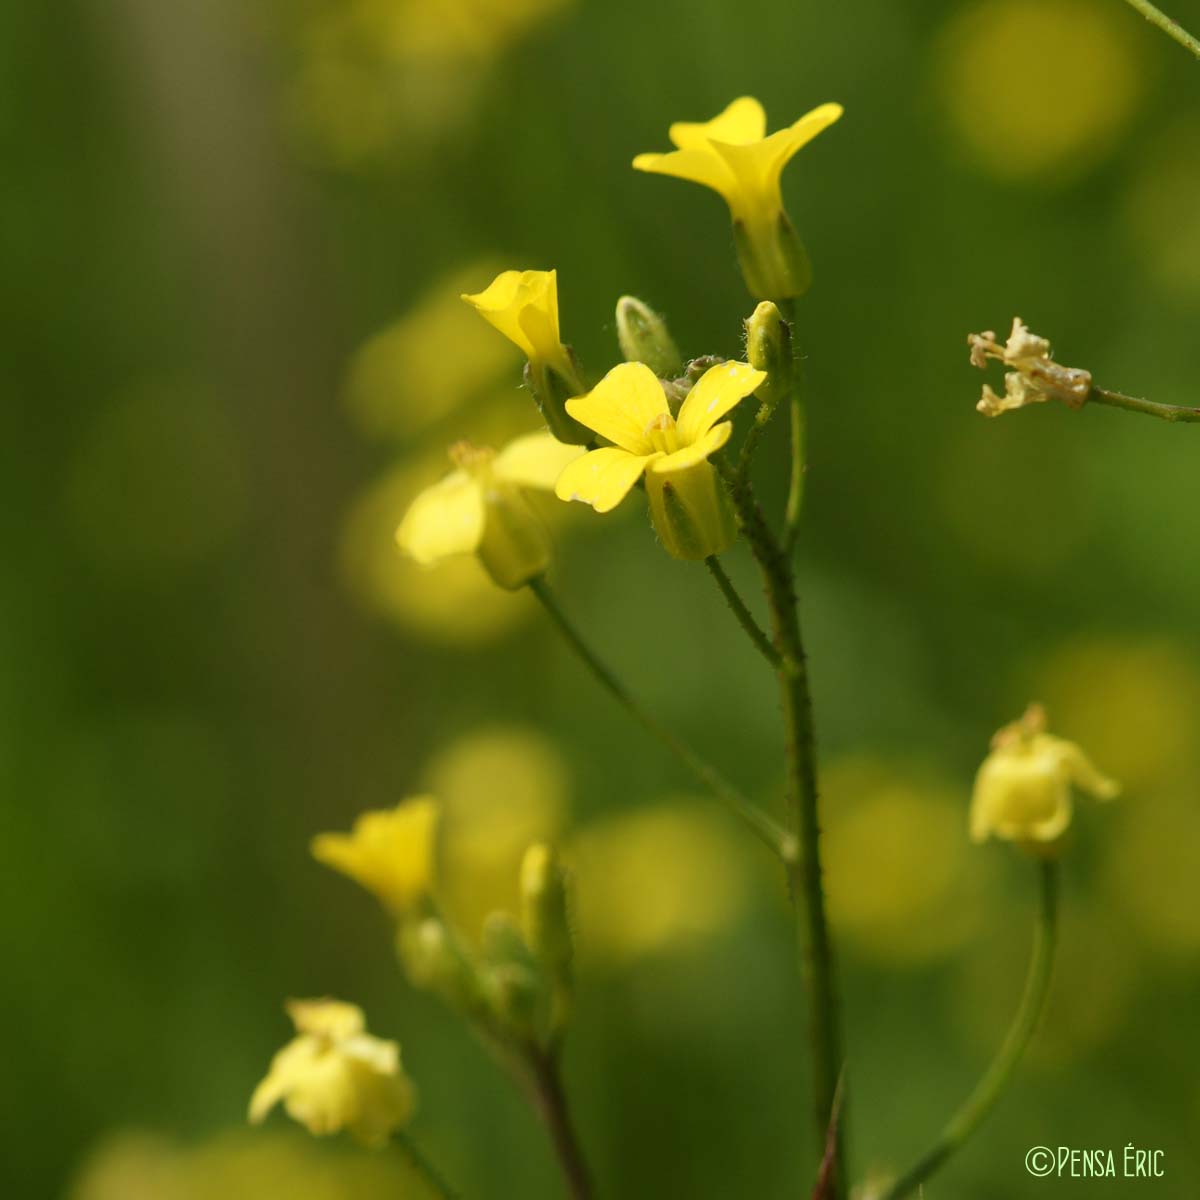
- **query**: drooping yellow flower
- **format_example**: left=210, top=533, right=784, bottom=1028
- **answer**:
left=462, top=270, right=589, bottom=442
left=249, top=999, right=414, bottom=1148
left=970, top=704, right=1119, bottom=853
left=312, top=796, right=441, bottom=914
left=396, top=432, right=583, bottom=589
left=633, top=96, right=843, bottom=299
left=555, top=360, right=763, bottom=559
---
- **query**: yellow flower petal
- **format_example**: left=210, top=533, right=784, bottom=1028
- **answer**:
left=555, top=446, right=659, bottom=513
left=631, top=147, right=737, bottom=205
left=311, top=797, right=440, bottom=914
left=668, top=95, right=766, bottom=149
left=676, top=361, right=765, bottom=444
left=286, top=999, right=365, bottom=1041
left=461, top=269, right=561, bottom=362
left=396, top=471, right=484, bottom=565
left=648, top=422, right=732, bottom=474
left=492, top=430, right=585, bottom=490
left=564, top=361, right=670, bottom=453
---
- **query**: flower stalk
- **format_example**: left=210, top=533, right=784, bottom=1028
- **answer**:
left=396, top=1132, right=462, bottom=1200
left=1121, top=0, right=1200, bottom=59
left=1088, top=385, right=1200, bottom=424
left=878, top=861, right=1059, bottom=1200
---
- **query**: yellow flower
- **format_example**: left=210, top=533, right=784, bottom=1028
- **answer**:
left=312, top=796, right=441, bottom=914
left=396, top=432, right=583, bottom=589
left=554, top=360, right=763, bottom=559
left=970, top=704, right=1119, bottom=853
left=249, top=999, right=414, bottom=1148
left=633, top=96, right=843, bottom=299
left=461, top=269, right=589, bottom=442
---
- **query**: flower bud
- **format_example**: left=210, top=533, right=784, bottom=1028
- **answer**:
left=396, top=916, right=480, bottom=1011
left=615, top=296, right=683, bottom=378
left=733, top=210, right=812, bottom=301
left=479, top=912, right=544, bottom=1039
left=520, top=844, right=573, bottom=979
left=645, top=461, right=736, bottom=561
left=744, top=301, right=793, bottom=417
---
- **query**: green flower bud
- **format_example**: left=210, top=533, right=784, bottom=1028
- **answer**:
left=520, top=844, right=573, bottom=978
left=615, top=296, right=683, bottom=378
left=732, top=210, right=812, bottom=301
left=744, top=301, right=793, bottom=418
left=645, top=461, right=736, bottom=561
left=396, top=916, right=480, bottom=1011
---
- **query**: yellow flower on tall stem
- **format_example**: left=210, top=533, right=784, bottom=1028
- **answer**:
left=462, top=269, right=590, bottom=443
left=633, top=96, right=843, bottom=300
left=554, top=360, right=764, bottom=559
left=970, top=703, right=1119, bottom=854
left=397, top=432, right=584, bottom=590
left=312, top=797, right=442, bottom=914
left=249, top=999, right=414, bottom=1148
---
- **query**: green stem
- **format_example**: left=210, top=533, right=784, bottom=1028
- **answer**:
left=778, top=298, right=807, bottom=553
left=1089, top=385, right=1200, bottom=424
left=878, top=860, right=1060, bottom=1200
left=704, top=556, right=782, bottom=669
left=527, top=575, right=792, bottom=860
left=720, top=466, right=845, bottom=1197
left=525, top=1050, right=594, bottom=1200
left=396, top=1132, right=461, bottom=1200
left=1121, top=0, right=1200, bottom=58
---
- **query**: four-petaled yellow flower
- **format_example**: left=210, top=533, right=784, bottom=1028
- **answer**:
left=462, top=269, right=589, bottom=443
left=396, top=432, right=583, bottom=590
left=970, top=704, right=1119, bottom=854
left=312, top=796, right=441, bottom=914
left=555, top=360, right=764, bottom=560
left=633, top=96, right=843, bottom=300
left=249, top=999, right=414, bottom=1148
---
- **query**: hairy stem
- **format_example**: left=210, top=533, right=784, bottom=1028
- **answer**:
left=778, top=298, right=808, bottom=553
left=528, top=575, right=792, bottom=859
left=705, top=555, right=782, bottom=668
left=879, top=860, right=1059, bottom=1200
left=1121, top=0, right=1200, bottom=58
left=1089, top=385, right=1200, bottom=424
left=720, top=465, right=845, bottom=1197
left=396, top=1132, right=461, bottom=1200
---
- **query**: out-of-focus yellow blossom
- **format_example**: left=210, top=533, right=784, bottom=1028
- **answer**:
left=344, top=260, right=516, bottom=441
left=397, top=433, right=583, bottom=589
left=69, top=1129, right=426, bottom=1200
left=1035, top=637, right=1200, bottom=791
left=935, top=0, right=1141, bottom=183
left=423, top=726, right=567, bottom=938
left=633, top=96, right=842, bottom=298
left=555, top=360, right=763, bottom=559
left=249, top=1000, right=414, bottom=1147
left=570, top=804, right=751, bottom=968
left=462, top=269, right=589, bottom=442
left=970, top=704, right=1119, bottom=853
left=312, top=797, right=440, bottom=914
left=968, top=318, right=1091, bottom=416
left=822, top=759, right=983, bottom=964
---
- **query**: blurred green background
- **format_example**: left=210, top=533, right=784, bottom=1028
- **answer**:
left=4, top=0, right=1199, bottom=1195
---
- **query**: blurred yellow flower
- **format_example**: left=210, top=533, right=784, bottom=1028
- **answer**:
left=555, top=360, right=762, bottom=558
left=423, top=726, right=567, bottom=938
left=249, top=1000, right=414, bottom=1148
left=570, top=804, right=751, bottom=968
left=312, top=797, right=440, bottom=914
left=397, top=433, right=583, bottom=589
left=633, top=96, right=842, bottom=298
left=935, top=0, right=1141, bottom=183
left=462, top=269, right=588, bottom=442
left=822, top=759, right=982, bottom=964
left=970, top=704, right=1118, bottom=852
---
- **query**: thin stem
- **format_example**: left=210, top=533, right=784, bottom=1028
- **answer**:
left=1121, top=0, right=1200, bottom=59
left=1089, top=385, right=1200, bottom=424
left=879, top=860, right=1060, bottom=1200
left=396, top=1132, right=461, bottom=1200
left=720, top=465, right=845, bottom=1198
left=526, top=1051, right=594, bottom=1200
left=778, top=298, right=807, bottom=553
left=704, top=555, right=782, bottom=668
left=528, top=575, right=792, bottom=860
